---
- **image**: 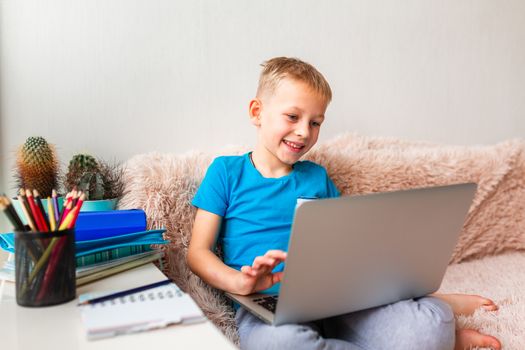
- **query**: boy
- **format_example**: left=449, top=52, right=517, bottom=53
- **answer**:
left=188, top=57, right=501, bottom=349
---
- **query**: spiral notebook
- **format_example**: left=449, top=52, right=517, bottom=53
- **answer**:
left=79, top=282, right=205, bottom=340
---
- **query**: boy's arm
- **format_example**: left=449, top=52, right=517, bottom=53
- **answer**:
left=187, top=208, right=286, bottom=295
left=187, top=208, right=242, bottom=293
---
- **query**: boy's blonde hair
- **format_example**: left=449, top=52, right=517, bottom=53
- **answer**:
left=256, top=57, right=332, bottom=103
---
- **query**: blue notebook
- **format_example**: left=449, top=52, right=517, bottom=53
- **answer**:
left=75, top=210, right=147, bottom=241
left=76, top=229, right=168, bottom=256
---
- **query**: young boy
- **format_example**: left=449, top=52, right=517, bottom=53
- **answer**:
left=188, top=57, right=501, bottom=349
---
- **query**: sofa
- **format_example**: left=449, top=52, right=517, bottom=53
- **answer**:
left=118, top=133, right=525, bottom=349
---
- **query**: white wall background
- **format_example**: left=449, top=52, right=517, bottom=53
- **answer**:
left=1, top=0, right=524, bottom=233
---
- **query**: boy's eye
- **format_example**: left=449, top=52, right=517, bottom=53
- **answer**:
left=311, top=121, right=322, bottom=127
left=286, top=114, right=298, bottom=121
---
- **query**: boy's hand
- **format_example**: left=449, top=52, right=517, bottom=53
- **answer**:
left=236, top=250, right=287, bottom=295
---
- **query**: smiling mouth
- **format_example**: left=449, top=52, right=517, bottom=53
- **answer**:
left=283, top=140, right=305, bottom=152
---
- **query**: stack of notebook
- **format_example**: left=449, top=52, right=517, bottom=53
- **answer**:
left=0, top=209, right=169, bottom=285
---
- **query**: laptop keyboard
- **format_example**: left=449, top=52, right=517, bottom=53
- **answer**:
left=253, top=295, right=279, bottom=313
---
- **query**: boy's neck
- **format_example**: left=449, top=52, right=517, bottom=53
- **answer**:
left=251, top=149, right=294, bottom=178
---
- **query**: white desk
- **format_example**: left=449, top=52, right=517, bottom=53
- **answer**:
left=0, top=263, right=237, bottom=350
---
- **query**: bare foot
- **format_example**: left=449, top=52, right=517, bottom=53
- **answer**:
left=455, top=329, right=501, bottom=350
left=432, top=293, right=498, bottom=316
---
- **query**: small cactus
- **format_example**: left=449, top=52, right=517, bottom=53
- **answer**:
left=69, top=154, right=98, bottom=172
left=65, top=154, right=105, bottom=200
left=15, top=136, right=59, bottom=197
left=64, top=154, right=124, bottom=201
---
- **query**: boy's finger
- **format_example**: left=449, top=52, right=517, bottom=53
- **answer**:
left=251, top=256, right=264, bottom=270
left=264, top=250, right=287, bottom=261
left=252, top=257, right=276, bottom=270
left=272, top=271, right=284, bottom=284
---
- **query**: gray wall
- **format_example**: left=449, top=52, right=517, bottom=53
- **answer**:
left=1, top=0, right=524, bottom=234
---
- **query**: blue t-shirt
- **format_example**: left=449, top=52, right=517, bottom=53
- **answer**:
left=191, top=152, right=340, bottom=293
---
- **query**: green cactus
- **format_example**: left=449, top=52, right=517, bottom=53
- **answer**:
left=15, top=136, right=59, bottom=197
left=69, top=154, right=98, bottom=172
left=65, top=154, right=105, bottom=200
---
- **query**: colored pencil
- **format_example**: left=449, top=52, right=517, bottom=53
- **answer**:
left=58, top=204, right=76, bottom=230
left=52, top=189, right=60, bottom=224
left=58, top=192, right=73, bottom=226
left=47, top=197, right=56, bottom=231
left=26, top=189, right=45, bottom=232
left=0, top=196, right=25, bottom=231
left=4, top=196, right=26, bottom=231
left=71, top=190, right=79, bottom=208
left=1, top=196, right=40, bottom=263
left=19, top=189, right=36, bottom=230
left=17, top=195, right=37, bottom=232
left=75, top=191, right=85, bottom=210
left=68, top=192, right=84, bottom=229
left=66, top=205, right=81, bottom=230
left=33, top=190, right=49, bottom=231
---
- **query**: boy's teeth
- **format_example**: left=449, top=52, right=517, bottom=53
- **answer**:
left=284, top=140, right=303, bottom=149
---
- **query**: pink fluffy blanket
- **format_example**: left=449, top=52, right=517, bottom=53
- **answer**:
left=118, top=133, right=525, bottom=345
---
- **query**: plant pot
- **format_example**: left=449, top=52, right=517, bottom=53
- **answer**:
left=80, top=198, right=118, bottom=212
left=12, top=197, right=65, bottom=226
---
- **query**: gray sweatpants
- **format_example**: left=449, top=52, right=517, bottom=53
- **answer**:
left=236, top=296, right=455, bottom=350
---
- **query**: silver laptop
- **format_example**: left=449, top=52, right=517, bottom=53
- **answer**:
left=226, top=183, right=477, bottom=326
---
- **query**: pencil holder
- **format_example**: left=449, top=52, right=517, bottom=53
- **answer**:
left=15, top=229, right=76, bottom=307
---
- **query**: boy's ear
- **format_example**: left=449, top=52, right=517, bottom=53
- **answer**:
left=249, top=99, right=262, bottom=126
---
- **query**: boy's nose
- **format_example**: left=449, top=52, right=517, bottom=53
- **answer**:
left=295, top=123, right=310, bottom=138
left=295, top=128, right=308, bottom=139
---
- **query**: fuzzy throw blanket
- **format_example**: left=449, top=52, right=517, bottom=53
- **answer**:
left=118, top=133, right=525, bottom=346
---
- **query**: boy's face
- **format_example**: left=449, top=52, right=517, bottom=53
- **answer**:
left=250, top=78, right=328, bottom=168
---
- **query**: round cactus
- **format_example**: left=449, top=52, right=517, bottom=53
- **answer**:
left=15, top=136, right=59, bottom=197
left=68, top=154, right=99, bottom=173
left=65, top=154, right=105, bottom=200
